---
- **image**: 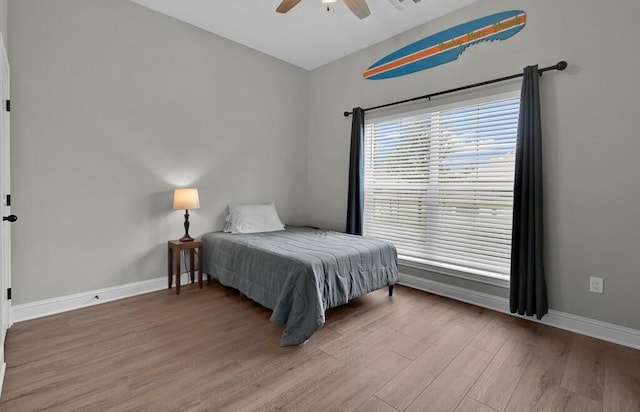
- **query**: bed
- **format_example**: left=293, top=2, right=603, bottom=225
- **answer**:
left=201, top=226, right=398, bottom=346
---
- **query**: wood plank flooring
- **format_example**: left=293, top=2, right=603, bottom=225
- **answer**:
left=0, top=282, right=638, bottom=411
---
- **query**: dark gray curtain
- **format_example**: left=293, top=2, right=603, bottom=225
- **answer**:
left=510, top=65, right=548, bottom=319
left=346, top=107, right=365, bottom=235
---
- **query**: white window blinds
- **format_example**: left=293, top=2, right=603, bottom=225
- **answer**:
left=363, top=95, right=520, bottom=280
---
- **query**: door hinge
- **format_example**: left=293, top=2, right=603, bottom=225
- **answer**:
left=5, top=100, right=9, bottom=112
left=6, top=194, right=10, bottom=206
left=7, top=288, right=11, bottom=300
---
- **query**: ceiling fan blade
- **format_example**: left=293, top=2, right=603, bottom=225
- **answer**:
left=344, top=0, right=371, bottom=19
left=276, top=0, right=302, bottom=13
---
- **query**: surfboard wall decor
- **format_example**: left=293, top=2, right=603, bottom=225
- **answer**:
left=364, top=10, right=526, bottom=80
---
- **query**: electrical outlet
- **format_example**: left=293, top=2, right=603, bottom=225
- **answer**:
left=589, top=276, right=604, bottom=294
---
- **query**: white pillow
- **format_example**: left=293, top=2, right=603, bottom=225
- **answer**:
left=223, top=203, right=285, bottom=234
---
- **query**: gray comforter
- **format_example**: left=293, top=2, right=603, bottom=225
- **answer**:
left=201, top=226, right=398, bottom=346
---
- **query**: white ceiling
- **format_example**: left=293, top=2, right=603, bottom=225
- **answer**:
left=129, top=0, right=478, bottom=70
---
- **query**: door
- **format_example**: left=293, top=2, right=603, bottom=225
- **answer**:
left=0, top=33, right=11, bottom=389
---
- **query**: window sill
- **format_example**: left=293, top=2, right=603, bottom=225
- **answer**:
left=398, top=257, right=510, bottom=289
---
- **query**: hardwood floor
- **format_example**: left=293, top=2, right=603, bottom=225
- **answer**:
left=0, top=283, right=638, bottom=411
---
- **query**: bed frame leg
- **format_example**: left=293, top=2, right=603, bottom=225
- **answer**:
left=388, top=284, right=394, bottom=296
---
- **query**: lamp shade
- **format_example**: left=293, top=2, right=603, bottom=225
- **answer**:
left=173, top=188, right=200, bottom=210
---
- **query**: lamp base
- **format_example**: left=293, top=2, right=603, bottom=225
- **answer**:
left=180, top=209, right=194, bottom=242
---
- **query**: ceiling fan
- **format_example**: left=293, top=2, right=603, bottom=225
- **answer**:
left=276, top=0, right=371, bottom=19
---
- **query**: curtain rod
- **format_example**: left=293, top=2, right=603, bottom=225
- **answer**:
left=343, top=61, right=568, bottom=117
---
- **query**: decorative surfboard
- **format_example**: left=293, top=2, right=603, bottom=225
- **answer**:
left=364, top=10, right=526, bottom=80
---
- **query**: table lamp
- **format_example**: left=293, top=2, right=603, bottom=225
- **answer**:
left=173, top=188, right=200, bottom=242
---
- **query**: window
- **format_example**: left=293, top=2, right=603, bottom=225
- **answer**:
left=363, top=93, right=519, bottom=282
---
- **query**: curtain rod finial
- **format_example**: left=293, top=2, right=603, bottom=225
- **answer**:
left=344, top=111, right=352, bottom=117
left=556, top=61, right=568, bottom=71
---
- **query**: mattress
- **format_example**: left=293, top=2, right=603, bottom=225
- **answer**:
left=202, top=226, right=398, bottom=346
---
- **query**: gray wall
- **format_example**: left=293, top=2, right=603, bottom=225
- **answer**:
left=8, top=0, right=640, bottom=331
left=307, top=0, right=640, bottom=329
left=9, top=0, right=309, bottom=304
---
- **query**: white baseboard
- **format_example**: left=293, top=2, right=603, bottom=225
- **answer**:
left=399, top=272, right=640, bottom=350
left=10, top=272, right=639, bottom=350
left=0, top=361, right=5, bottom=398
left=11, top=273, right=197, bottom=323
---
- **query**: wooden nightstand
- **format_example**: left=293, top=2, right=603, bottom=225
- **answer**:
left=167, top=239, right=203, bottom=295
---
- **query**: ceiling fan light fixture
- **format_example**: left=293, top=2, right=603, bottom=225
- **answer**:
left=276, top=0, right=370, bottom=19
left=322, top=0, right=337, bottom=11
